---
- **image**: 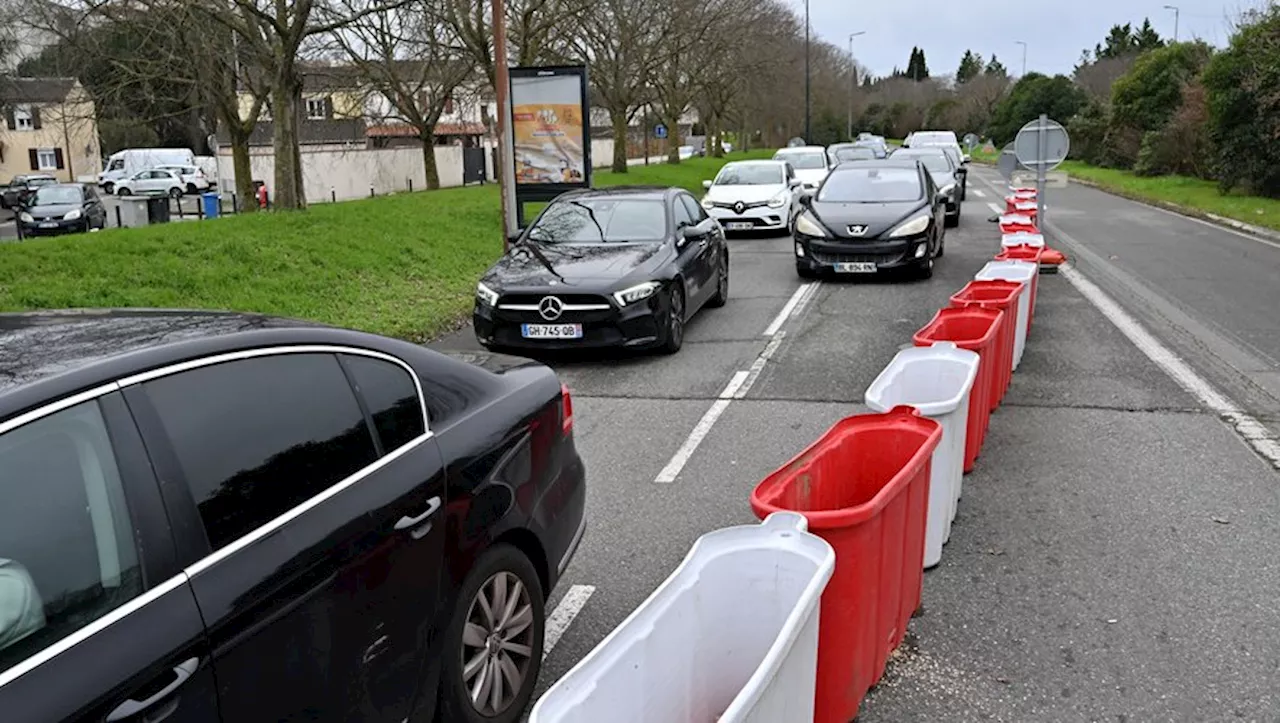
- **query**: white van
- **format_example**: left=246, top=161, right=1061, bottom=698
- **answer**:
left=98, top=148, right=196, bottom=193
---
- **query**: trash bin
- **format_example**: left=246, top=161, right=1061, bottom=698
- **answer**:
left=976, top=261, right=1037, bottom=370
left=1001, top=231, right=1044, bottom=248
left=913, top=308, right=1003, bottom=472
left=116, top=197, right=151, bottom=228
left=950, top=280, right=1024, bottom=409
left=145, top=196, right=170, bottom=224
left=201, top=192, right=220, bottom=219
left=864, top=343, right=980, bottom=569
left=529, top=512, right=835, bottom=723
left=750, top=407, right=942, bottom=723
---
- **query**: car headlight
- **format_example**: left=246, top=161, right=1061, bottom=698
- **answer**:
left=613, top=281, right=661, bottom=306
left=18, top=212, right=33, bottom=223
left=64, top=209, right=82, bottom=221
left=794, top=212, right=827, bottom=238
left=767, top=191, right=788, bottom=209
left=889, top=215, right=931, bottom=238
left=476, top=281, right=499, bottom=307
left=940, top=184, right=956, bottom=197
left=701, top=197, right=714, bottom=210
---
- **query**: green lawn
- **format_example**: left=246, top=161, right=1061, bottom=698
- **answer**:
left=0, top=151, right=771, bottom=341
left=1057, top=161, right=1280, bottom=233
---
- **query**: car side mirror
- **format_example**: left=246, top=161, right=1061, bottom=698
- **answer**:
left=962, top=154, right=971, bottom=164
left=702, top=180, right=713, bottom=190
left=936, top=192, right=948, bottom=204
left=798, top=193, right=813, bottom=207
left=681, top=219, right=712, bottom=240
left=788, top=178, right=801, bottom=188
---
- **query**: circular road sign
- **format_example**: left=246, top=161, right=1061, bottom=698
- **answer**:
left=654, top=123, right=668, bottom=140
left=787, top=136, right=807, bottom=148
left=963, top=132, right=979, bottom=150
left=1014, top=117, right=1070, bottom=170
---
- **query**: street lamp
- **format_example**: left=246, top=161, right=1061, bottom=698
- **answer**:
left=1163, top=4, right=1180, bottom=41
left=847, top=31, right=866, bottom=141
left=804, top=0, right=811, bottom=143
left=1015, top=40, right=1027, bottom=76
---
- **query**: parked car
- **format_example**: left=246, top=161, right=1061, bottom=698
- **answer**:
left=15, top=183, right=107, bottom=236
left=113, top=168, right=185, bottom=198
left=98, top=148, right=196, bottom=194
left=156, top=164, right=211, bottom=195
left=771, top=146, right=832, bottom=190
left=700, top=159, right=802, bottom=234
left=831, top=146, right=878, bottom=164
left=1, top=175, right=58, bottom=209
left=0, top=308, right=585, bottom=723
left=474, top=186, right=730, bottom=355
left=792, top=159, right=946, bottom=279
left=854, top=137, right=891, bottom=158
left=882, top=147, right=963, bottom=227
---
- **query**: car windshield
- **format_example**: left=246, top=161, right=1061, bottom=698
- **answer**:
left=835, top=148, right=876, bottom=162
left=29, top=178, right=56, bottom=187
left=775, top=152, right=826, bottom=170
left=817, top=167, right=923, bottom=203
left=715, top=164, right=783, bottom=186
left=526, top=198, right=667, bottom=244
left=898, top=153, right=950, bottom=173
left=30, top=187, right=82, bottom=205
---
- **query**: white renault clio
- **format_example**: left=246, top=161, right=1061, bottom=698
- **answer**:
left=772, top=146, right=832, bottom=191
left=700, top=160, right=802, bottom=234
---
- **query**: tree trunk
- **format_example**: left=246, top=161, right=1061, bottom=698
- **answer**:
left=666, top=111, right=681, bottom=164
left=421, top=136, right=440, bottom=190
left=230, top=130, right=257, bottom=214
left=271, top=69, right=305, bottom=210
left=709, top=113, right=723, bottom=158
left=610, top=109, right=629, bottom=173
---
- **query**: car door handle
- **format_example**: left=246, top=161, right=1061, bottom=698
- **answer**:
left=394, top=496, right=442, bottom=538
left=106, top=657, right=199, bottom=722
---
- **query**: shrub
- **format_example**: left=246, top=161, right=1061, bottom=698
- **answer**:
left=1203, top=6, right=1280, bottom=196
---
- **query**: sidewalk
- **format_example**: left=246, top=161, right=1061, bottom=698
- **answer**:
left=858, top=271, right=1280, bottom=720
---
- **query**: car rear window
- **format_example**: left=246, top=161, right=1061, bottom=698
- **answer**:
left=817, top=167, right=923, bottom=203
left=774, top=152, right=826, bottom=170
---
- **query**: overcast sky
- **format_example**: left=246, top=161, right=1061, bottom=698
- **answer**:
left=805, top=1, right=1267, bottom=79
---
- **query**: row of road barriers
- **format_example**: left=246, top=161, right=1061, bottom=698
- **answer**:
left=530, top=185, right=1056, bottom=723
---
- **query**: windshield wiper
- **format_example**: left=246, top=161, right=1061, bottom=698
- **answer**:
left=512, top=231, right=569, bottom=284
left=567, top=200, right=610, bottom=243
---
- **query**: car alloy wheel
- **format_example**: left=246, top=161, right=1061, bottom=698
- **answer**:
left=460, top=571, right=536, bottom=716
left=662, top=285, right=685, bottom=354
left=169, top=187, right=183, bottom=200
left=708, top=255, right=729, bottom=308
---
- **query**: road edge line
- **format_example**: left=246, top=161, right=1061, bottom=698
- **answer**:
left=543, top=584, right=595, bottom=660
left=654, top=370, right=751, bottom=483
left=763, top=282, right=816, bottom=337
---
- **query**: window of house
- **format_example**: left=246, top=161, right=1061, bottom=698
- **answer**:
left=306, top=97, right=330, bottom=120
left=36, top=149, right=58, bottom=171
left=14, top=105, right=33, bottom=131
left=443, top=96, right=454, bottom=115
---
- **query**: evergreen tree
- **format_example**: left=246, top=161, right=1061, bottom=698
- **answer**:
left=1133, top=18, right=1165, bottom=50
left=984, top=54, right=1008, bottom=78
left=906, top=47, right=930, bottom=81
left=956, top=50, right=984, bottom=84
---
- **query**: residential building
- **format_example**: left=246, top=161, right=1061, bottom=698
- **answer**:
left=0, top=77, right=101, bottom=184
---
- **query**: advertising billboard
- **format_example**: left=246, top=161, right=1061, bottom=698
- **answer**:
left=508, top=65, right=591, bottom=198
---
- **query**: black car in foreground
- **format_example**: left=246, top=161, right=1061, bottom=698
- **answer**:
left=474, top=186, right=730, bottom=355
left=887, top=147, right=963, bottom=226
left=0, top=309, right=585, bottom=723
left=16, top=183, right=107, bottom=236
left=793, top=159, right=946, bottom=279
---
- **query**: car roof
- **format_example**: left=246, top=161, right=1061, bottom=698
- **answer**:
left=775, top=146, right=826, bottom=154
left=556, top=185, right=675, bottom=201
left=0, top=309, right=442, bottom=422
left=832, top=159, right=922, bottom=172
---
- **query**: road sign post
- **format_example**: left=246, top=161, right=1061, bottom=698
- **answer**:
left=1013, top=115, right=1070, bottom=226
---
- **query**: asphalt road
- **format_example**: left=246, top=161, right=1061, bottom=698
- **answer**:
left=428, top=173, right=1280, bottom=720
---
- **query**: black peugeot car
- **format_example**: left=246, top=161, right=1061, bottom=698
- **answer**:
left=793, top=159, right=946, bottom=279
left=0, top=308, right=585, bottom=723
left=474, top=186, right=730, bottom=355
left=16, top=183, right=107, bottom=236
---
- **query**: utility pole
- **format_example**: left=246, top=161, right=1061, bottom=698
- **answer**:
left=1015, top=40, right=1027, bottom=76
left=493, top=0, right=517, bottom=251
left=803, top=0, right=811, bottom=143
left=844, top=30, right=865, bottom=140
left=1164, top=4, right=1180, bottom=41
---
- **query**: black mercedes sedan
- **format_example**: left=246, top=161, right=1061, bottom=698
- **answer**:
left=793, top=159, right=946, bottom=279
left=16, top=183, right=107, bottom=236
left=0, top=308, right=585, bottom=723
left=887, top=147, right=963, bottom=226
left=474, top=186, right=729, bottom=355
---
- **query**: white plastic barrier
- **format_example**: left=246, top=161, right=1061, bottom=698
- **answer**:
left=864, top=342, right=980, bottom=569
left=998, top=213, right=1034, bottom=226
left=976, top=260, right=1037, bottom=371
left=529, top=512, right=836, bottom=723
left=1002, top=232, right=1045, bottom=248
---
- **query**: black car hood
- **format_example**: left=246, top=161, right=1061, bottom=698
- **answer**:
left=810, top=200, right=929, bottom=239
left=26, top=203, right=78, bottom=217
left=484, top=241, right=668, bottom=289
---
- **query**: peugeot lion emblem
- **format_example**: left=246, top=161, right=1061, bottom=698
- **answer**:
left=847, top=224, right=868, bottom=236
left=733, top=201, right=746, bottom=214
left=538, top=296, right=564, bottom=321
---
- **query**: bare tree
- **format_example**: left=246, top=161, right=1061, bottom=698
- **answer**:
left=328, top=0, right=472, bottom=188
left=650, top=0, right=730, bottom=163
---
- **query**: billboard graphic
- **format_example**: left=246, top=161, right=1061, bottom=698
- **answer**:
left=509, top=67, right=590, bottom=188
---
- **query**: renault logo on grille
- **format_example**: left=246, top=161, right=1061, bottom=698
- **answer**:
left=733, top=201, right=746, bottom=214
left=538, top=296, right=564, bottom=321
left=847, top=224, right=868, bottom=236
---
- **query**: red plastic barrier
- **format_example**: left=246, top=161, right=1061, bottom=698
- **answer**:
left=949, top=281, right=1023, bottom=410
left=912, top=308, right=1003, bottom=472
left=996, top=245, right=1044, bottom=328
left=750, top=406, right=942, bottom=723
left=1041, top=247, right=1067, bottom=266
left=998, top=217, right=1038, bottom=235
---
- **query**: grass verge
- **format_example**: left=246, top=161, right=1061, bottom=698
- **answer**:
left=0, top=151, right=772, bottom=341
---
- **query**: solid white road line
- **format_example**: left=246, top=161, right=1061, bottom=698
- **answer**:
left=971, top=189, right=986, bottom=198
left=763, top=282, right=817, bottom=337
left=543, top=584, right=595, bottom=660
left=654, top=370, right=751, bottom=483
left=1061, top=264, right=1280, bottom=470
left=1140, top=200, right=1280, bottom=252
